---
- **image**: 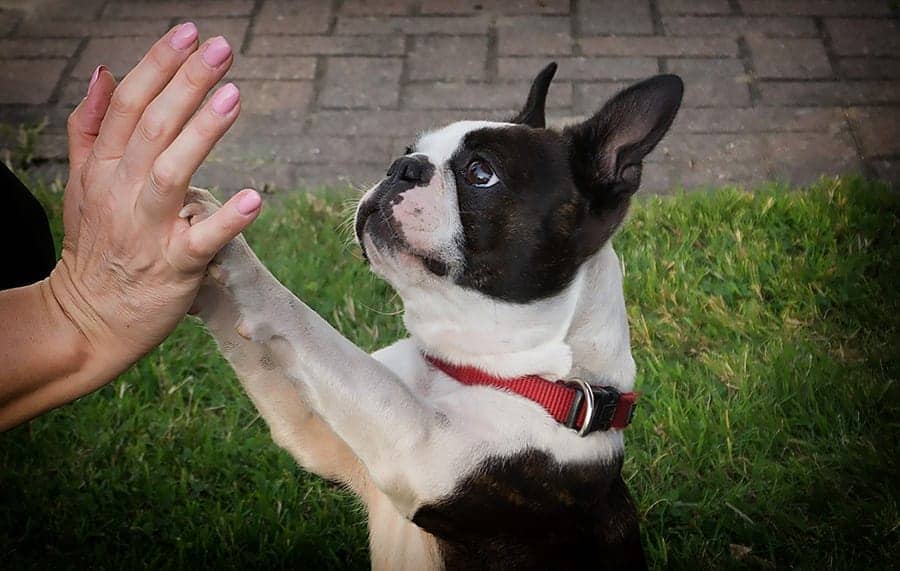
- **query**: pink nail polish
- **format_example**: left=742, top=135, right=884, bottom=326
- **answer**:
left=202, top=36, right=232, bottom=68
left=236, top=190, right=261, bottom=215
left=87, top=65, right=105, bottom=94
left=211, top=83, right=240, bottom=115
left=170, top=22, right=198, bottom=50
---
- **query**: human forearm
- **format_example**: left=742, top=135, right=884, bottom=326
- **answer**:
left=0, top=274, right=94, bottom=431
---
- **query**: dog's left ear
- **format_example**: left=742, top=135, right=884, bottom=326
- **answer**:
left=566, top=75, right=683, bottom=254
left=510, top=62, right=557, bottom=128
left=565, top=74, right=683, bottom=199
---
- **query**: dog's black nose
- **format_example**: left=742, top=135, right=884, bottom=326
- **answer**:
left=386, top=155, right=433, bottom=185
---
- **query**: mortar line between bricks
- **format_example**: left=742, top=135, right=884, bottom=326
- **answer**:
left=94, top=0, right=110, bottom=20
left=813, top=16, right=841, bottom=82
left=47, top=36, right=89, bottom=106
left=841, top=108, right=877, bottom=180
left=240, top=0, right=265, bottom=55
left=329, top=0, right=342, bottom=34
left=485, top=19, right=498, bottom=82
left=736, top=36, right=760, bottom=105
left=397, top=35, right=414, bottom=111
left=648, top=0, right=664, bottom=36
left=727, top=0, right=742, bottom=16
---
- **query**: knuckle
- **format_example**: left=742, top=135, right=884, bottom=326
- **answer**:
left=186, top=233, right=209, bottom=260
left=136, top=111, right=167, bottom=145
left=149, top=159, right=179, bottom=194
left=109, top=90, right=140, bottom=119
left=181, top=64, right=209, bottom=94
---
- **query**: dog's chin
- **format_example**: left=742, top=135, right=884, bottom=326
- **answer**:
left=359, top=219, right=449, bottom=279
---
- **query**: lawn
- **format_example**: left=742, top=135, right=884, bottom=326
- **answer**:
left=1, top=174, right=898, bottom=569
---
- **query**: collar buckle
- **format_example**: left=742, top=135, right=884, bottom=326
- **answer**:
left=563, top=380, right=635, bottom=436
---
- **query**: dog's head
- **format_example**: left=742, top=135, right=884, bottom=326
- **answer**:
left=355, top=64, right=682, bottom=371
left=356, top=64, right=682, bottom=301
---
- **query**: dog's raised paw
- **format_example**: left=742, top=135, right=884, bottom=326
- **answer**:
left=180, top=187, right=222, bottom=226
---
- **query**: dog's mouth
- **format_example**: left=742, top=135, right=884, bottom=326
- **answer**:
left=355, top=202, right=449, bottom=277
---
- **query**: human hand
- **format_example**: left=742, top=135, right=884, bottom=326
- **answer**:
left=48, top=23, right=261, bottom=388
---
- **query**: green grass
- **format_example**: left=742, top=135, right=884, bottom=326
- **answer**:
left=1, top=175, right=898, bottom=569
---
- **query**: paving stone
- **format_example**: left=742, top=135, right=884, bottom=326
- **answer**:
left=406, top=81, right=572, bottom=110
left=0, top=38, right=80, bottom=58
left=658, top=0, right=732, bottom=14
left=498, top=56, right=657, bottom=80
left=420, top=0, right=570, bottom=14
left=871, top=158, right=900, bottom=190
left=59, top=78, right=91, bottom=108
left=249, top=35, right=406, bottom=56
left=236, top=81, right=314, bottom=117
left=580, top=36, right=738, bottom=57
left=497, top=16, right=572, bottom=56
left=306, top=109, right=474, bottom=137
left=336, top=15, right=490, bottom=35
left=255, top=0, right=332, bottom=34
left=193, top=159, right=303, bottom=192
left=580, top=0, right=656, bottom=36
left=573, top=82, right=631, bottom=114
left=745, top=35, right=831, bottom=79
left=667, top=58, right=752, bottom=107
left=319, top=57, right=402, bottom=108
left=846, top=107, right=900, bottom=158
left=191, top=18, right=251, bottom=48
left=765, top=131, right=862, bottom=185
left=663, top=16, right=818, bottom=37
left=0, top=59, right=66, bottom=104
left=825, top=18, right=900, bottom=57
left=578, top=0, right=653, bottom=35
left=228, top=56, right=316, bottom=80
left=71, top=36, right=155, bottom=79
left=408, top=36, right=488, bottom=81
left=0, top=10, right=19, bottom=36
left=739, top=1, right=890, bottom=16
left=16, top=18, right=172, bottom=38
left=675, top=107, right=847, bottom=133
left=103, top=0, right=253, bottom=19
left=216, top=134, right=396, bottom=165
left=340, top=0, right=415, bottom=15
left=23, top=0, right=105, bottom=21
left=837, top=58, right=900, bottom=79
left=649, top=133, right=770, bottom=189
left=758, top=81, right=900, bottom=106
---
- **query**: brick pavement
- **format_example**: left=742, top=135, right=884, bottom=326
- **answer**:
left=0, top=0, right=897, bottom=193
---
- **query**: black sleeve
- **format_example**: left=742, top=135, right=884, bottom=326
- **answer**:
left=1, top=163, right=57, bottom=290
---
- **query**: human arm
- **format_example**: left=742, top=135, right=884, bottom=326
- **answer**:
left=0, top=24, right=261, bottom=431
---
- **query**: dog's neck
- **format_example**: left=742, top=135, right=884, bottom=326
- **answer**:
left=400, top=243, right=636, bottom=391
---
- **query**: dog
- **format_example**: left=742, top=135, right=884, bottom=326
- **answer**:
left=182, top=63, right=683, bottom=570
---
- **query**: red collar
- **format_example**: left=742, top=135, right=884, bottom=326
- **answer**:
left=425, top=355, right=638, bottom=436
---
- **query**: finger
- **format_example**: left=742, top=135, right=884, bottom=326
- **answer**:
left=118, top=35, right=234, bottom=182
left=64, top=66, right=116, bottom=248
left=91, top=22, right=199, bottom=162
left=175, top=189, right=261, bottom=269
left=141, top=83, right=241, bottom=221
left=67, top=65, right=116, bottom=172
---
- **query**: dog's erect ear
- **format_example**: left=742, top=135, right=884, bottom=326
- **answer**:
left=510, top=62, right=557, bottom=129
left=565, top=74, right=683, bottom=198
left=566, top=75, right=683, bottom=254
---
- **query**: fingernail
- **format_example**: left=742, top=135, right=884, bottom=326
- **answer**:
left=202, top=36, right=231, bottom=68
left=87, top=65, right=106, bottom=95
left=170, top=22, right=198, bottom=50
left=211, top=83, right=240, bottom=115
left=236, top=190, right=261, bottom=215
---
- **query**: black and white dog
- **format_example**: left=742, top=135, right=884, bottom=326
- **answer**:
left=183, top=63, right=683, bottom=570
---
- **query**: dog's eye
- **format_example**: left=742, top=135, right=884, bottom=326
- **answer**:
left=464, top=159, right=499, bottom=188
left=404, top=146, right=414, bottom=155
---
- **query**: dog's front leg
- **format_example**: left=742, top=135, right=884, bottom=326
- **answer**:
left=184, top=190, right=438, bottom=512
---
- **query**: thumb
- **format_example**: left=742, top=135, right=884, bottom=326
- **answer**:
left=67, top=65, right=115, bottom=171
left=181, top=189, right=262, bottom=267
